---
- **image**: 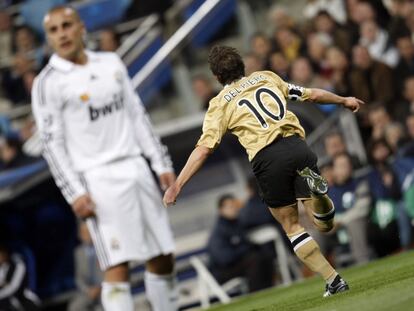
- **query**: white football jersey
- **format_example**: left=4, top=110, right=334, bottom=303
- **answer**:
left=32, top=51, right=172, bottom=204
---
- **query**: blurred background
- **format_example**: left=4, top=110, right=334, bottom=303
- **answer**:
left=1, top=0, right=414, bottom=310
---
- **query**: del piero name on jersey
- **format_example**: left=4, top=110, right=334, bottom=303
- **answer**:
left=224, top=74, right=266, bottom=103
left=89, top=93, right=125, bottom=122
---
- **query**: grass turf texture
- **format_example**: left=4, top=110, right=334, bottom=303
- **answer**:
left=208, top=250, right=414, bottom=311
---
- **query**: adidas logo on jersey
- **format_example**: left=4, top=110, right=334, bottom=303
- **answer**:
left=89, top=93, right=124, bottom=121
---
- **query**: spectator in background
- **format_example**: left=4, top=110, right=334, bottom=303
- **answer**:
left=269, top=51, right=290, bottom=80
left=329, top=153, right=371, bottom=264
left=402, top=113, right=414, bottom=156
left=348, top=1, right=379, bottom=28
left=359, top=19, right=399, bottom=68
left=367, top=104, right=392, bottom=140
left=272, top=27, right=304, bottom=62
left=394, top=35, right=414, bottom=93
left=306, top=32, right=331, bottom=77
left=0, top=10, right=13, bottom=67
left=191, top=74, right=218, bottom=110
left=1, top=53, right=37, bottom=105
left=249, top=33, right=271, bottom=68
left=98, top=29, right=120, bottom=52
left=290, top=57, right=332, bottom=100
left=324, top=132, right=362, bottom=169
left=394, top=76, right=414, bottom=123
left=406, top=113, right=414, bottom=140
left=387, top=0, right=413, bottom=44
left=267, top=5, right=296, bottom=32
left=243, top=53, right=265, bottom=76
left=0, top=242, right=40, bottom=311
left=312, top=10, right=351, bottom=53
left=366, top=139, right=401, bottom=257
left=304, top=0, right=347, bottom=25
left=12, top=25, right=44, bottom=69
left=384, top=122, right=406, bottom=154
left=0, top=134, right=38, bottom=170
left=207, top=194, right=273, bottom=293
left=325, top=46, right=351, bottom=96
left=239, top=177, right=275, bottom=230
left=404, top=6, right=414, bottom=38
left=350, top=45, right=395, bottom=110
left=68, top=222, right=103, bottom=311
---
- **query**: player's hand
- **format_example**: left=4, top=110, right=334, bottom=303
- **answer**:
left=343, top=97, right=364, bottom=113
left=163, top=183, right=181, bottom=208
left=159, top=172, right=176, bottom=191
left=87, top=286, right=101, bottom=299
left=72, top=194, right=96, bottom=218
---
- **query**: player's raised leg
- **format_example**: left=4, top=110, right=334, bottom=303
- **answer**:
left=268, top=203, right=348, bottom=297
left=298, top=167, right=336, bottom=233
left=101, top=263, right=134, bottom=311
left=145, top=254, right=178, bottom=311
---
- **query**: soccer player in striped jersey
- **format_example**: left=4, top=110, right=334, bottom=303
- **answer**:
left=164, top=46, right=364, bottom=297
left=32, top=6, right=178, bottom=311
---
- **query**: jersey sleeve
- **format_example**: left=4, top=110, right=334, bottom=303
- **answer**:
left=196, top=98, right=227, bottom=150
left=115, top=55, right=173, bottom=176
left=31, top=72, right=87, bottom=205
left=265, top=71, right=311, bottom=101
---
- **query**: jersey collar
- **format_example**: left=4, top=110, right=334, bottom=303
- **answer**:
left=224, top=76, right=246, bottom=88
left=49, top=50, right=99, bottom=72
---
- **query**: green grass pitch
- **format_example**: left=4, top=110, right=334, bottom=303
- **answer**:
left=208, top=251, right=414, bottom=311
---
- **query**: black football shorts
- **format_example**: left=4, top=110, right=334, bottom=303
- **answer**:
left=251, top=135, right=319, bottom=208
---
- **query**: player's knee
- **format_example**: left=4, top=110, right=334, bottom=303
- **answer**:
left=104, top=263, right=129, bottom=282
left=146, top=253, right=175, bottom=274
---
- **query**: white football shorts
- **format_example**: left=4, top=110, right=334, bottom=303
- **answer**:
left=83, top=156, right=175, bottom=270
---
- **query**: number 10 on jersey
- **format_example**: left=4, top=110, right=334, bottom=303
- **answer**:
left=237, top=87, right=286, bottom=129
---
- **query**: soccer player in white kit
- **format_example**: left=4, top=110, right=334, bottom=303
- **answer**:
left=31, top=6, right=178, bottom=311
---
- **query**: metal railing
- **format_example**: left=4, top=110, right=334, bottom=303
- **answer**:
left=131, top=0, right=223, bottom=90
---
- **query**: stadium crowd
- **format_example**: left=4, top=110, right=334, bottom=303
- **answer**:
left=1, top=0, right=414, bottom=308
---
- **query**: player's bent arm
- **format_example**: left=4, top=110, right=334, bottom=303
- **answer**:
left=176, top=145, right=212, bottom=188
left=308, top=88, right=365, bottom=112
left=163, top=145, right=212, bottom=207
left=31, top=74, right=92, bottom=218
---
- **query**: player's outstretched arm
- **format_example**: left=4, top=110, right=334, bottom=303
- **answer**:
left=308, top=88, right=364, bottom=113
left=163, top=145, right=212, bottom=207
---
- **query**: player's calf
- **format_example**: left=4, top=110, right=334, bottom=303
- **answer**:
left=298, top=167, right=335, bottom=232
left=312, top=200, right=335, bottom=233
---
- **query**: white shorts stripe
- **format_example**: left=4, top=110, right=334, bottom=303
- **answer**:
left=86, top=218, right=110, bottom=270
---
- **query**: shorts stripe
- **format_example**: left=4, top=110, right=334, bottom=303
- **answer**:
left=86, top=218, right=110, bottom=270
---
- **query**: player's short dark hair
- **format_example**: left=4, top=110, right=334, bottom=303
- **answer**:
left=208, top=46, right=245, bottom=86
left=217, top=193, right=235, bottom=209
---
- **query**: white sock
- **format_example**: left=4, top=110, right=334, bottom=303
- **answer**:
left=101, top=282, right=134, bottom=311
left=144, top=271, right=178, bottom=311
